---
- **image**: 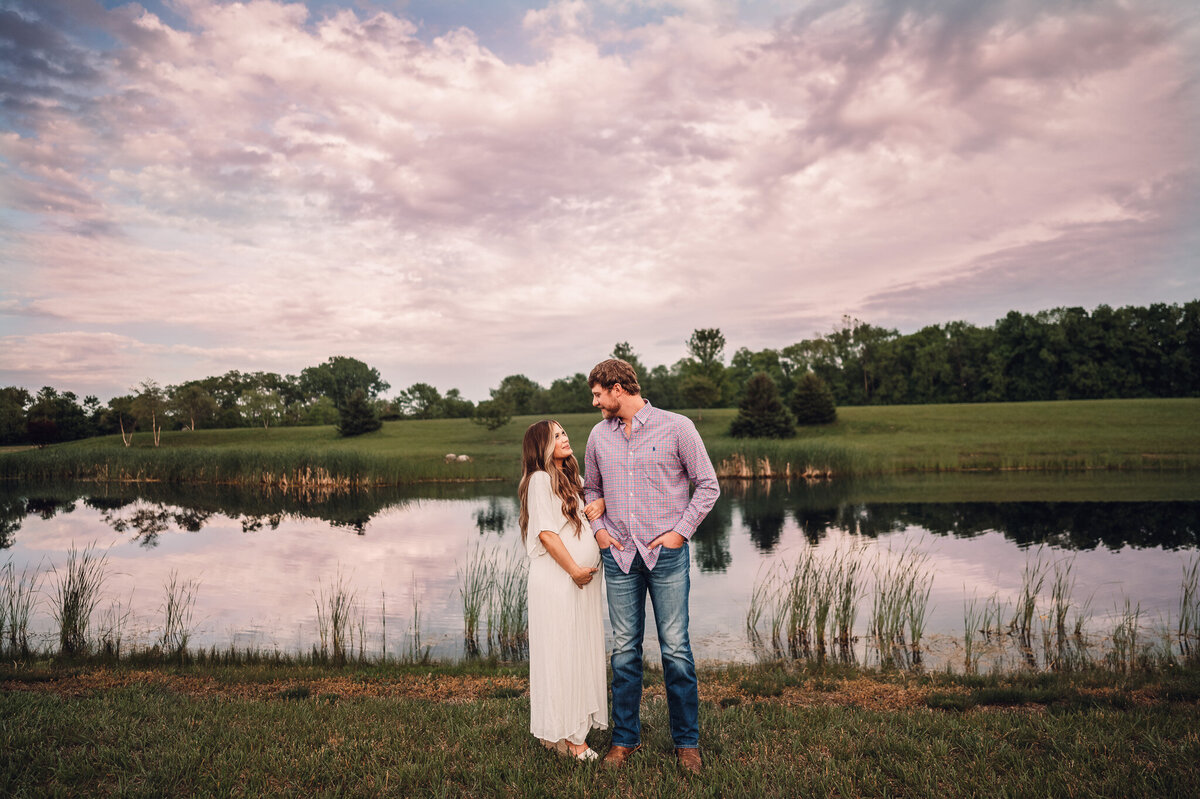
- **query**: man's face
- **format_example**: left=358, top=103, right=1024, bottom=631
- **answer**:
left=591, top=384, right=621, bottom=419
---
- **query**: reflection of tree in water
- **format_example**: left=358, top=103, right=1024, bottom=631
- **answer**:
left=692, top=497, right=731, bottom=572
left=240, top=514, right=284, bottom=534
left=102, top=505, right=172, bottom=547
left=824, top=504, right=907, bottom=539
left=84, top=496, right=136, bottom=512
left=0, top=496, right=23, bottom=549
left=2, top=496, right=81, bottom=549
left=171, top=507, right=214, bottom=532
left=1, top=481, right=1196, bottom=557
left=714, top=481, right=1200, bottom=556
left=24, top=497, right=76, bottom=519
left=89, top=496, right=214, bottom=547
left=474, top=497, right=511, bottom=536
left=733, top=482, right=790, bottom=553
left=791, top=507, right=840, bottom=545
left=329, top=516, right=370, bottom=535
left=885, top=502, right=1200, bottom=551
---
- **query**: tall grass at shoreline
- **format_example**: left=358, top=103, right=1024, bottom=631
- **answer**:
left=313, top=568, right=360, bottom=666
left=458, top=543, right=492, bottom=658
left=2, top=559, right=41, bottom=658
left=406, top=575, right=431, bottom=664
left=457, top=540, right=529, bottom=660
left=158, top=570, right=198, bottom=660
left=97, top=593, right=132, bottom=662
left=747, top=545, right=866, bottom=663
left=0, top=445, right=487, bottom=487
left=1011, top=550, right=1048, bottom=647
left=491, top=548, right=529, bottom=661
left=747, top=547, right=1200, bottom=675
left=49, top=543, right=108, bottom=657
left=962, top=591, right=982, bottom=673
left=4, top=539, right=1199, bottom=677
left=869, top=546, right=933, bottom=667
left=1179, top=555, right=1199, bottom=664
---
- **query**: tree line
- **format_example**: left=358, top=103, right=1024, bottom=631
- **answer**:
left=475, top=301, right=1200, bottom=422
left=0, top=356, right=409, bottom=446
left=2, top=301, right=1197, bottom=445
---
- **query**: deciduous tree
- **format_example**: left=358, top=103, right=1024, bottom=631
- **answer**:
left=169, top=383, right=217, bottom=431
left=472, top=398, right=512, bottom=431
left=300, top=356, right=390, bottom=413
left=132, top=380, right=167, bottom=446
left=397, top=383, right=443, bottom=419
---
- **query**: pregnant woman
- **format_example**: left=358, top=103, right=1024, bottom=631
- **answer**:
left=519, top=420, right=608, bottom=761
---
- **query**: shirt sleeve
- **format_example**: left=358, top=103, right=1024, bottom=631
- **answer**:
left=671, top=418, right=720, bottom=540
left=525, top=471, right=560, bottom=557
left=583, top=429, right=607, bottom=534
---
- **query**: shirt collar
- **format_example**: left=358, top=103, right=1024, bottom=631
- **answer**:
left=607, top=398, right=654, bottom=431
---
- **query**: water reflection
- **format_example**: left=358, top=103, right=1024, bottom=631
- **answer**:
left=2, top=480, right=1198, bottom=556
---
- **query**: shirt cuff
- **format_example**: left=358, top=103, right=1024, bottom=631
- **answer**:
left=673, top=519, right=698, bottom=539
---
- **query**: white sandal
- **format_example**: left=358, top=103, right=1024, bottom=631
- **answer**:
left=542, top=739, right=598, bottom=761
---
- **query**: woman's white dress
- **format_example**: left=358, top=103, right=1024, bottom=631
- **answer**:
left=525, top=470, right=608, bottom=745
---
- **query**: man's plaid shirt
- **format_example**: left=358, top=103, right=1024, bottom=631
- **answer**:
left=583, top=400, right=720, bottom=573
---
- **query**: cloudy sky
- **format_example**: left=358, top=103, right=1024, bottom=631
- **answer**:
left=2, top=0, right=1198, bottom=402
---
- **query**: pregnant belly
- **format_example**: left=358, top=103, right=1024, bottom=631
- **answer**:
left=564, top=534, right=601, bottom=569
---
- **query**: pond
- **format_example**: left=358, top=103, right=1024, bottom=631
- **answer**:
left=2, top=473, right=1198, bottom=671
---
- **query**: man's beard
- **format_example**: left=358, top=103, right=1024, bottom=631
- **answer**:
left=600, top=407, right=615, bottom=420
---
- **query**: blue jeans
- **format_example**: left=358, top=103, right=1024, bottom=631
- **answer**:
left=601, top=542, right=699, bottom=749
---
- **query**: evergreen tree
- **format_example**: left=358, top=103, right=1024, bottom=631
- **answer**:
left=337, top=388, right=382, bottom=436
left=730, top=372, right=795, bottom=438
left=791, top=372, right=837, bottom=425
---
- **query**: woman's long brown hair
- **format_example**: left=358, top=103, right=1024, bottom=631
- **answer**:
left=518, top=420, right=584, bottom=543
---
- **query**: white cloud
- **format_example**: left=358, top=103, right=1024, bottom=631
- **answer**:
left=0, top=0, right=1196, bottom=398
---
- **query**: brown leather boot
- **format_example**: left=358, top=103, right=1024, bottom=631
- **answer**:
left=675, top=747, right=702, bottom=773
left=602, top=744, right=641, bottom=768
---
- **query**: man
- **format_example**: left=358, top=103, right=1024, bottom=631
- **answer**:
left=583, top=358, right=720, bottom=774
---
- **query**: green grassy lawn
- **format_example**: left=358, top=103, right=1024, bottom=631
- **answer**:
left=2, top=398, right=1197, bottom=484
left=3, top=661, right=1198, bottom=798
left=774, top=397, right=1200, bottom=472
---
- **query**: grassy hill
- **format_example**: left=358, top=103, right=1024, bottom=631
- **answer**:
left=2, top=398, right=1198, bottom=485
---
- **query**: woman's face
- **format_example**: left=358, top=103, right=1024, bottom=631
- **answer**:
left=551, top=423, right=573, bottom=463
